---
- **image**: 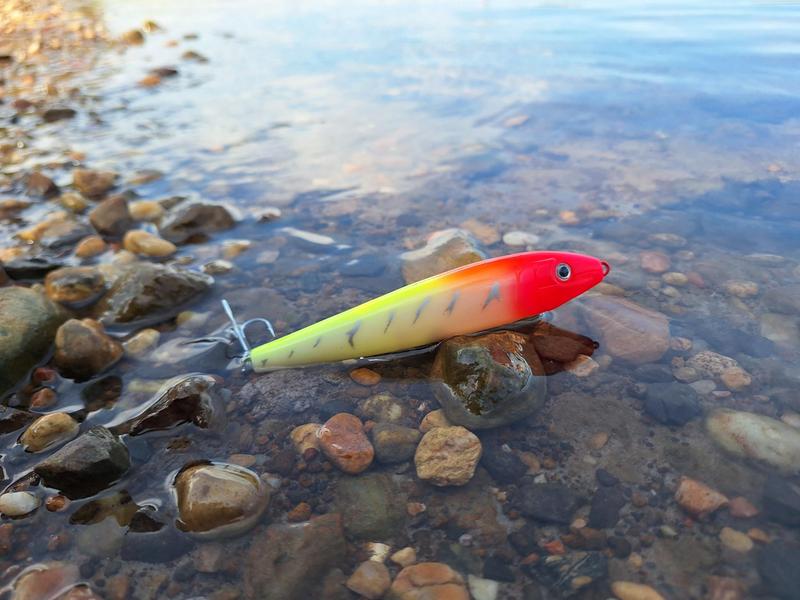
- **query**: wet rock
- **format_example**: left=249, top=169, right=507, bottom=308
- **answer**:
left=431, top=331, right=546, bottom=429
left=687, top=351, right=740, bottom=378
left=420, top=409, right=452, bottom=432
left=415, top=426, right=482, bottom=486
left=19, top=412, right=79, bottom=452
left=400, top=228, right=486, bottom=284
left=640, top=251, right=670, bottom=274
left=582, top=296, right=670, bottom=365
left=45, top=267, right=106, bottom=307
left=720, top=527, right=753, bottom=553
left=346, top=561, right=391, bottom=599
left=73, top=169, right=118, bottom=199
left=760, top=313, right=798, bottom=345
left=121, top=517, right=193, bottom=563
left=290, top=423, right=321, bottom=454
left=503, top=231, right=540, bottom=247
left=518, top=482, right=582, bottom=524
left=388, top=562, right=469, bottom=600
left=525, top=551, right=607, bottom=597
left=333, top=473, right=407, bottom=539
left=706, top=409, right=800, bottom=474
left=93, top=263, right=212, bottom=327
left=182, top=50, right=209, bottom=62
left=350, top=367, right=381, bottom=385
left=372, top=423, right=421, bottom=464
left=480, top=443, right=528, bottom=484
left=123, top=374, right=225, bottom=435
left=764, top=285, right=800, bottom=315
left=0, top=491, right=40, bottom=517
left=26, top=172, right=59, bottom=198
left=18, top=215, right=94, bottom=249
left=643, top=382, right=701, bottom=426
left=129, top=200, right=165, bottom=222
left=318, top=412, right=374, bottom=474
left=757, top=541, right=800, bottom=600
left=723, top=280, right=759, bottom=298
left=81, top=375, right=123, bottom=411
left=707, top=576, right=745, bottom=600
left=174, top=462, right=269, bottom=538
left=359, top=393, right=412, bottom=424
left=54, top=318, right=123, bottom=380
left=159, top=202, right=235, bottom=244
left=59, top=192, right=89, bottom=213
left=610, top=581, right=665, bottom=600
left=720, top=367, right=751, bottom=391
left=243, top=513, right=346, bottom=600
left=34, top=426, right=131, bottom=498
left=75, top=235, right=108, bottom=259
left=674, top=476, right=728, bottom=518
left=3, top=254, right=65, bottom=279
left=728, top=496, right=759, bottom=518
left=0, top=406, right=36, bottom=434
left=531, top=327, right=595, bottom=363
left=89, top=195, right=133, bottom=237
left=588, top=485, right=626, bottom=528
left=0, top=287, right=67, bottom=396
left=11, top=563, right=80, bottom=600
left=42, top=107, right=77, bottom=123
left=123, top=230, right=177, bottom=257
left=122, top=328, right=160, bottom=358
left=508, top=522, right=539, bottom=556
left=762, top=475, right=800, bottom=526
left=391, top=547, right=417, bottom=567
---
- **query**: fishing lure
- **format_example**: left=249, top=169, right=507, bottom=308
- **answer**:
left=223, top=251, right=609, bottom=371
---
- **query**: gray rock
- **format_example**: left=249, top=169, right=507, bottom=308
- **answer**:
left=45, top=267, right=106, bottom=307
left=93, top=263, right=212, bottom=328
left=480, top=443, right=528, bottom=484
left=518, top=482, right=582, bottom=524
left=643, top=382, right=702, bottom=426
left=243, top=513, right=346, bottom=600
left=333, top=473, right=407, bottom=539
left=0, top=406, right=36, bottom=434
left=431, top=331, right=547, bottom=430
left=371, top=423, right=421, bottom=464
left=159, top=202, right=235, bottom=244
left=399, top=228, right=486, bottom=284
left=758, top=541, right=800, bottom=600
left=588, top=486, right=626, bottom=529
left=523, top=551, right=607, bottom=598
left=764, top=285, right=800, bottom=316
left=763, top=475, right=800, bottom=526
left=34, top=426, right=131, bottom=498
left=42, top=107, right=76, bottom=123
left=0, top=287, right=67, bottom=397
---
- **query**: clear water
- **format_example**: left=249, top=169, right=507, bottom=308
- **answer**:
left=2, top=0, right=800, bottom=598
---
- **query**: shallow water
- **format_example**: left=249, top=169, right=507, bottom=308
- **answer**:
left=2, top=0, right=800, bottom=598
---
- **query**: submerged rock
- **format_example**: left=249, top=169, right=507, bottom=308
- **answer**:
left=762, top=475, right=800, bottom=526
left=763, top=285, right=800, bottom=315
left=346, top=561, right=391, bottom=600
left=73, top=169, right=118, bottom=199
left=89, top=195, right=133, bottom=237
left=121, top=374, right=225, bottom=435
left=400, top=228, right=486, bottom=284
left=34, top=426, right=130, bottom=498
left=643, top=382, right=701, bottom=426
left=159, top=202, right=235, bottom=244
left=93, top=263, right=213, bottom=327
left=318, top=412, right=374, bottom=474
left=611, top=581, right=665, bottom=600
left=19, top=412, right=79, bottom=452
left=174, top=462, right=269, bottom=538
left=415, top=426, right=482, bottom=486
left=0, top=406, right=36, bottom=434
left=706, top=409, right=800, bottom=474
left=518, top=482, right=582, bottom=524
left=11, top=563, right=81, bottom=600
left=581, top=296, right=670, bottom=364
left=674, top=476, right=728, bottom=518
left=54, top=318, right=123, bottom=381
left=523, top=551, right=607, bottom=598
left=0, top=491, right=41, bottom=517
left=123, top=230, right=177, bottom=257
left=757, top=541, right=800, bottom=600
left=333, top=473, right=407, bottom=539
left=431, top=331, right=546, bottom=430
left=26, top=172, right=59, bottom=198
left=44, top=266, right=106, bottom=307
left=0, top=287, right=67, bottom=397
left=243, top=513, right=346, bottom=600
left=388, top=563, right=469, bottom=600
left=371, top=423, right=421, bottom=464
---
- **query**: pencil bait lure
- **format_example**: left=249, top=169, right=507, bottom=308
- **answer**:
left=223, top=251, right=609, bottom=372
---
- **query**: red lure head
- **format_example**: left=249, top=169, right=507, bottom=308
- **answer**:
left=515, top=251, right=610, bottom=315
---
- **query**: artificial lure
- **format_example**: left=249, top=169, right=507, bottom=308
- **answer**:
left=224, top=251, right=609, bottom=371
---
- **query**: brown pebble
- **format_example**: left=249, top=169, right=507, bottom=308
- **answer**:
left=747, top=528, right=770, bottom=544
left=406, top=502, right=426, bottom=516
left=589, top=432, right=609, bottom=450
left=317, top=413, right=374, bottom=474
left=707, top=576, right=745, bottom=600
left=75, top=235, right=108, bottom=258
left=675, top=476, right=728, bottom=518
left=29, top=388, right=57, bottom=409
left=631, top=491, right=649, bottom=508
left=228, top=454, right=256, bottom=468
left=640, top=251, right=671, bottom=274
left=728, top=496, right=759, bottom=518
left=287, top=502, right=311, bottom=522
left=350, top=367, right=381, bottom=386
left=543, top=539, right=566, bottom=555
left=45, top=495, right=70, bottom=512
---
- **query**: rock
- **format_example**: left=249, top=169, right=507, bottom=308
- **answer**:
left=129, top=200, right=165, bottom=221
left=75, top=235, right=108, bottom=258
left=518, top=482, right=582, bottom=524
left=480, top=444, right=528, bottom=484
left=0, top=287, right=67, bottom=396
left=662, top=272, right=688, bottom=286
left=59, top=192, right=89, bottom=213
left=73, top=169, right=117, bottom=199
left=350, top=367, right=381, bottom=385
left=523, top=551, right=607, bottom=597
left=720, top=367, right=751, bottom=391
left=400, top=228, right=486, bottom=284
left=54, top=318, right=123, bottom=380
left=720, top=527, right=753, bottom=553
left=123, top=230, right=177, bottom=257
left=34, top=426, right=130, bottom=498
left=42, top=107, right=77, bottom=123
left=757, top=541, right=800, bottom=600
left=159, top=202, right=235, bottom=244
left=687, top=351, right=740, bottom=378
left=372, top=423, right=421, bottom=464
left=89, top=195, right=133, bottom=237
left=760, top=313, right=799, bottom=345
left=640, top=251, right=671, bottom=273
left=566, top=355, right=600, bottom=377
left=123, top=374, right=225, bottom=435
left=388, top=563, right=469, bottom=600
left=643, top=382, right=701, bottom=426
left=93, top=263, right=212, bottom=327
left=11, top=563, right=80, bottom=600
left=588, top=485, right=626, bottom=528
left=420, top=409, right=451, bottom=432
left=346, top=561, right=391, bottom=599
left=318, top=412, right=374, bottom=474
left=503, top=231, right=540, bottom=247
left=333, top=473, right=406, bottom=539
left=0, top=491, right=40, bottom=517
left=762, top=475, right=800, bottom=526
left=431, top=332, right=546, bottom=429
left=26, top=172, right=59, bottom=198
left=123, top=328, right=160, bottom=358
left=120, top=29, right=145, bottom=44
left=243, top=513, right=346, bottom=600
left=415, top=426, right=482, bottom=486
left=121, top=516, right=193, bottom=563
left=290, top=423, right=321, bottom=454
left=674, top=476, right=728, bottom=518
left=581, top=296, right=669, bottom=365
left=45, top=267, right=106, bottom=306
left=723, top=280, right=759, bottom=298
left=0, top=406, right=37, bottom=434
left=469, top=575, right=499, bottom=600
left=174, top=462, right=270, bottom=538
left=531, top=327, right=595, bottom=363
left=3, top=254, right=65, bottom=279
left=359, top=393, right=412, bottom=424
left=391, top=547, right=417, bottom=567
left=706, top=409, right=800, bottom=474
left=610, top=581, right=665, bottom=600
left=764, top=285, right=800, bottom=315
left=19, top=412, right=79, bottom=452
left=728, top=496, right=759, bottom=518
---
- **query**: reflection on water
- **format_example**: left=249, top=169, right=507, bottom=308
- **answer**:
left=1, top=0, right=800, bottom=598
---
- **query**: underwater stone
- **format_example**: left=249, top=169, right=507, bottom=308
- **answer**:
left=0, top=491, right=41, bottom=517
left=45, top=267, right=106, bottom=307
left=388, top=563, right=469, bottom=600
left=518, top=482, right=582, bottom=524
left=333, top=473, right=407, bottom=539
left=762, top=475, right=800, bottom=526
left=643, top=382, right=701, bottom=426
left=371, top=423, right=420, bottom=464
left=89, top=194, right=133, bottom=237
left=159, top=202, right=235, bottom=244
left=318, top=412, right=374, bottom=474
left=73, top=169, right=118, bottom=199
left=415, top=426, right=482, bottom=486
left=19, top=412, right=79, bottom=453
left=346, top=561, right=391, bottom=600
left=431, top=331, right=546, bottom=430
left=54, top=318, right=123, bottom=381
left=400, top=228, right=486, bottom=284
left=757, top=541, right=800, bottom=600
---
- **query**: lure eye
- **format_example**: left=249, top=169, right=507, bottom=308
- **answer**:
left=556, top=263, right=571, bottom=281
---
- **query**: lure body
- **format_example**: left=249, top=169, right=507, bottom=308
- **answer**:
left=250, top=251, right=608, bottom=371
